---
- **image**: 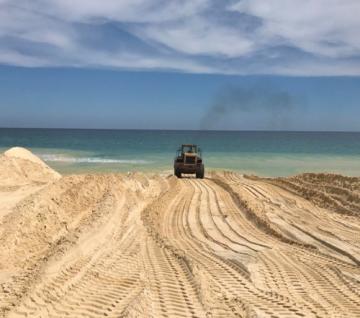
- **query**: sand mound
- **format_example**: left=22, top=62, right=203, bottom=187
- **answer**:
left=265, top=173, right=360, bottom=216
left=4, top=147, right=48, bottom=167
left=0, top=147, right=61, bottom=187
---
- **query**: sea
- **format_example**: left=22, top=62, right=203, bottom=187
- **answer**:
left=0, top=128, right=359, bottom=177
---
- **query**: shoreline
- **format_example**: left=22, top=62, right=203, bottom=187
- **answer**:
left=1, top=129, right=360, bottom=177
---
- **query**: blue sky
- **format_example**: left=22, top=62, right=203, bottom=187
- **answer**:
left=0, top=0, right=359, bottom=130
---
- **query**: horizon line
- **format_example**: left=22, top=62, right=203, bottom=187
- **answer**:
left=0, top=127, right=359, bottom=133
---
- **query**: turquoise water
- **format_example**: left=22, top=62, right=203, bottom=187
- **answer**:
left=0, top=128, right=359, bottom=176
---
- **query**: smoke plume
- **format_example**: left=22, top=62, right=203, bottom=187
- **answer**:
left=201, top=85, right=296, bottom=130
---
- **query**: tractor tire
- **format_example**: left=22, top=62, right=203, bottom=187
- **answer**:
left=196, top=165, right=205, bottom=179
left=175, top=169, right=182, bottom=178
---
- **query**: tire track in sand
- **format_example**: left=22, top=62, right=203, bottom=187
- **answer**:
left=2, top=172, right=360, bottom=318
left=213, top=173, right=360, bottom=317
left=6, top=175, right=164, bottom=318
left=145, top=177, right=318, bottom=317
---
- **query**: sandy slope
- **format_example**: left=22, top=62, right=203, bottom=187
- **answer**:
left=0, top=149, right=359, bottom=317
left=0, top=147, right=61, bottom=221
left=1, top=147, right=60, bottom=186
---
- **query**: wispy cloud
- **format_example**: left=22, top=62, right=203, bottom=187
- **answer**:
left=230, top=0, right=360, bottom=58
left=0, top=0, right=359, bottom=75
left=133, top=16, right=254, bottom=57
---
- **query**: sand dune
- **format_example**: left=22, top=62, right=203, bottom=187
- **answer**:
left=0, top=149, right=359, bottom=317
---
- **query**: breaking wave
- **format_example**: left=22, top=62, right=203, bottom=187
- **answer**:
left=39, top=154, right=152, bottom=165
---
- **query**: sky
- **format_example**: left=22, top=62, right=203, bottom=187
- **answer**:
left=0, top=0, right=359, bottom=131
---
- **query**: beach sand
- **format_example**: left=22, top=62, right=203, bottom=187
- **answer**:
left=0, top=147, right=359, bottom=317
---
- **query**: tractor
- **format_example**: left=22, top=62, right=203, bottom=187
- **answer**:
left=174, top=144, right=204, bottom=178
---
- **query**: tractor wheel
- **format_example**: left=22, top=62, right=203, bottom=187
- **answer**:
left=196, top=165, right=205, bottom=179
left=175, top=169, right=182, bottom=178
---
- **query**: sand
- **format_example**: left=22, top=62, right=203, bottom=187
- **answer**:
left=0, top=147, right=60, bottom=187
left=0, top=148, right=359, bottom=317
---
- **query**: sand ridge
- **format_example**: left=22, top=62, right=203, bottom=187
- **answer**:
left=0, top=148, right=359, bottom=317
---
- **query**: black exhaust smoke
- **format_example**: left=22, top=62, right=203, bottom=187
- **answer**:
left=200, top=85, right=297, bottom=130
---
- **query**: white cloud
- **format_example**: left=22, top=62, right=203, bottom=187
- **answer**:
left=134, top=17, right=254, bottom=57
left=0, top=49, right=52, bottom=67
left=271, top=60, right=360, bottom=77
left=75, top=49, right=216, bottom=73
left=37, top=0, right=208, bottom=23
left=0, top=0, right=359, bottom=75
left=0, top=4, right=76, bottom=49
left=230, top=0, right=360, bottom=58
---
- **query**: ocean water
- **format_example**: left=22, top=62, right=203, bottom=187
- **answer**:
left=0, top=128, right=359, bottom=177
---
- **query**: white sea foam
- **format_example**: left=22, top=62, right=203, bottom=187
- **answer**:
left=39, top=154, right=152, bottom=164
